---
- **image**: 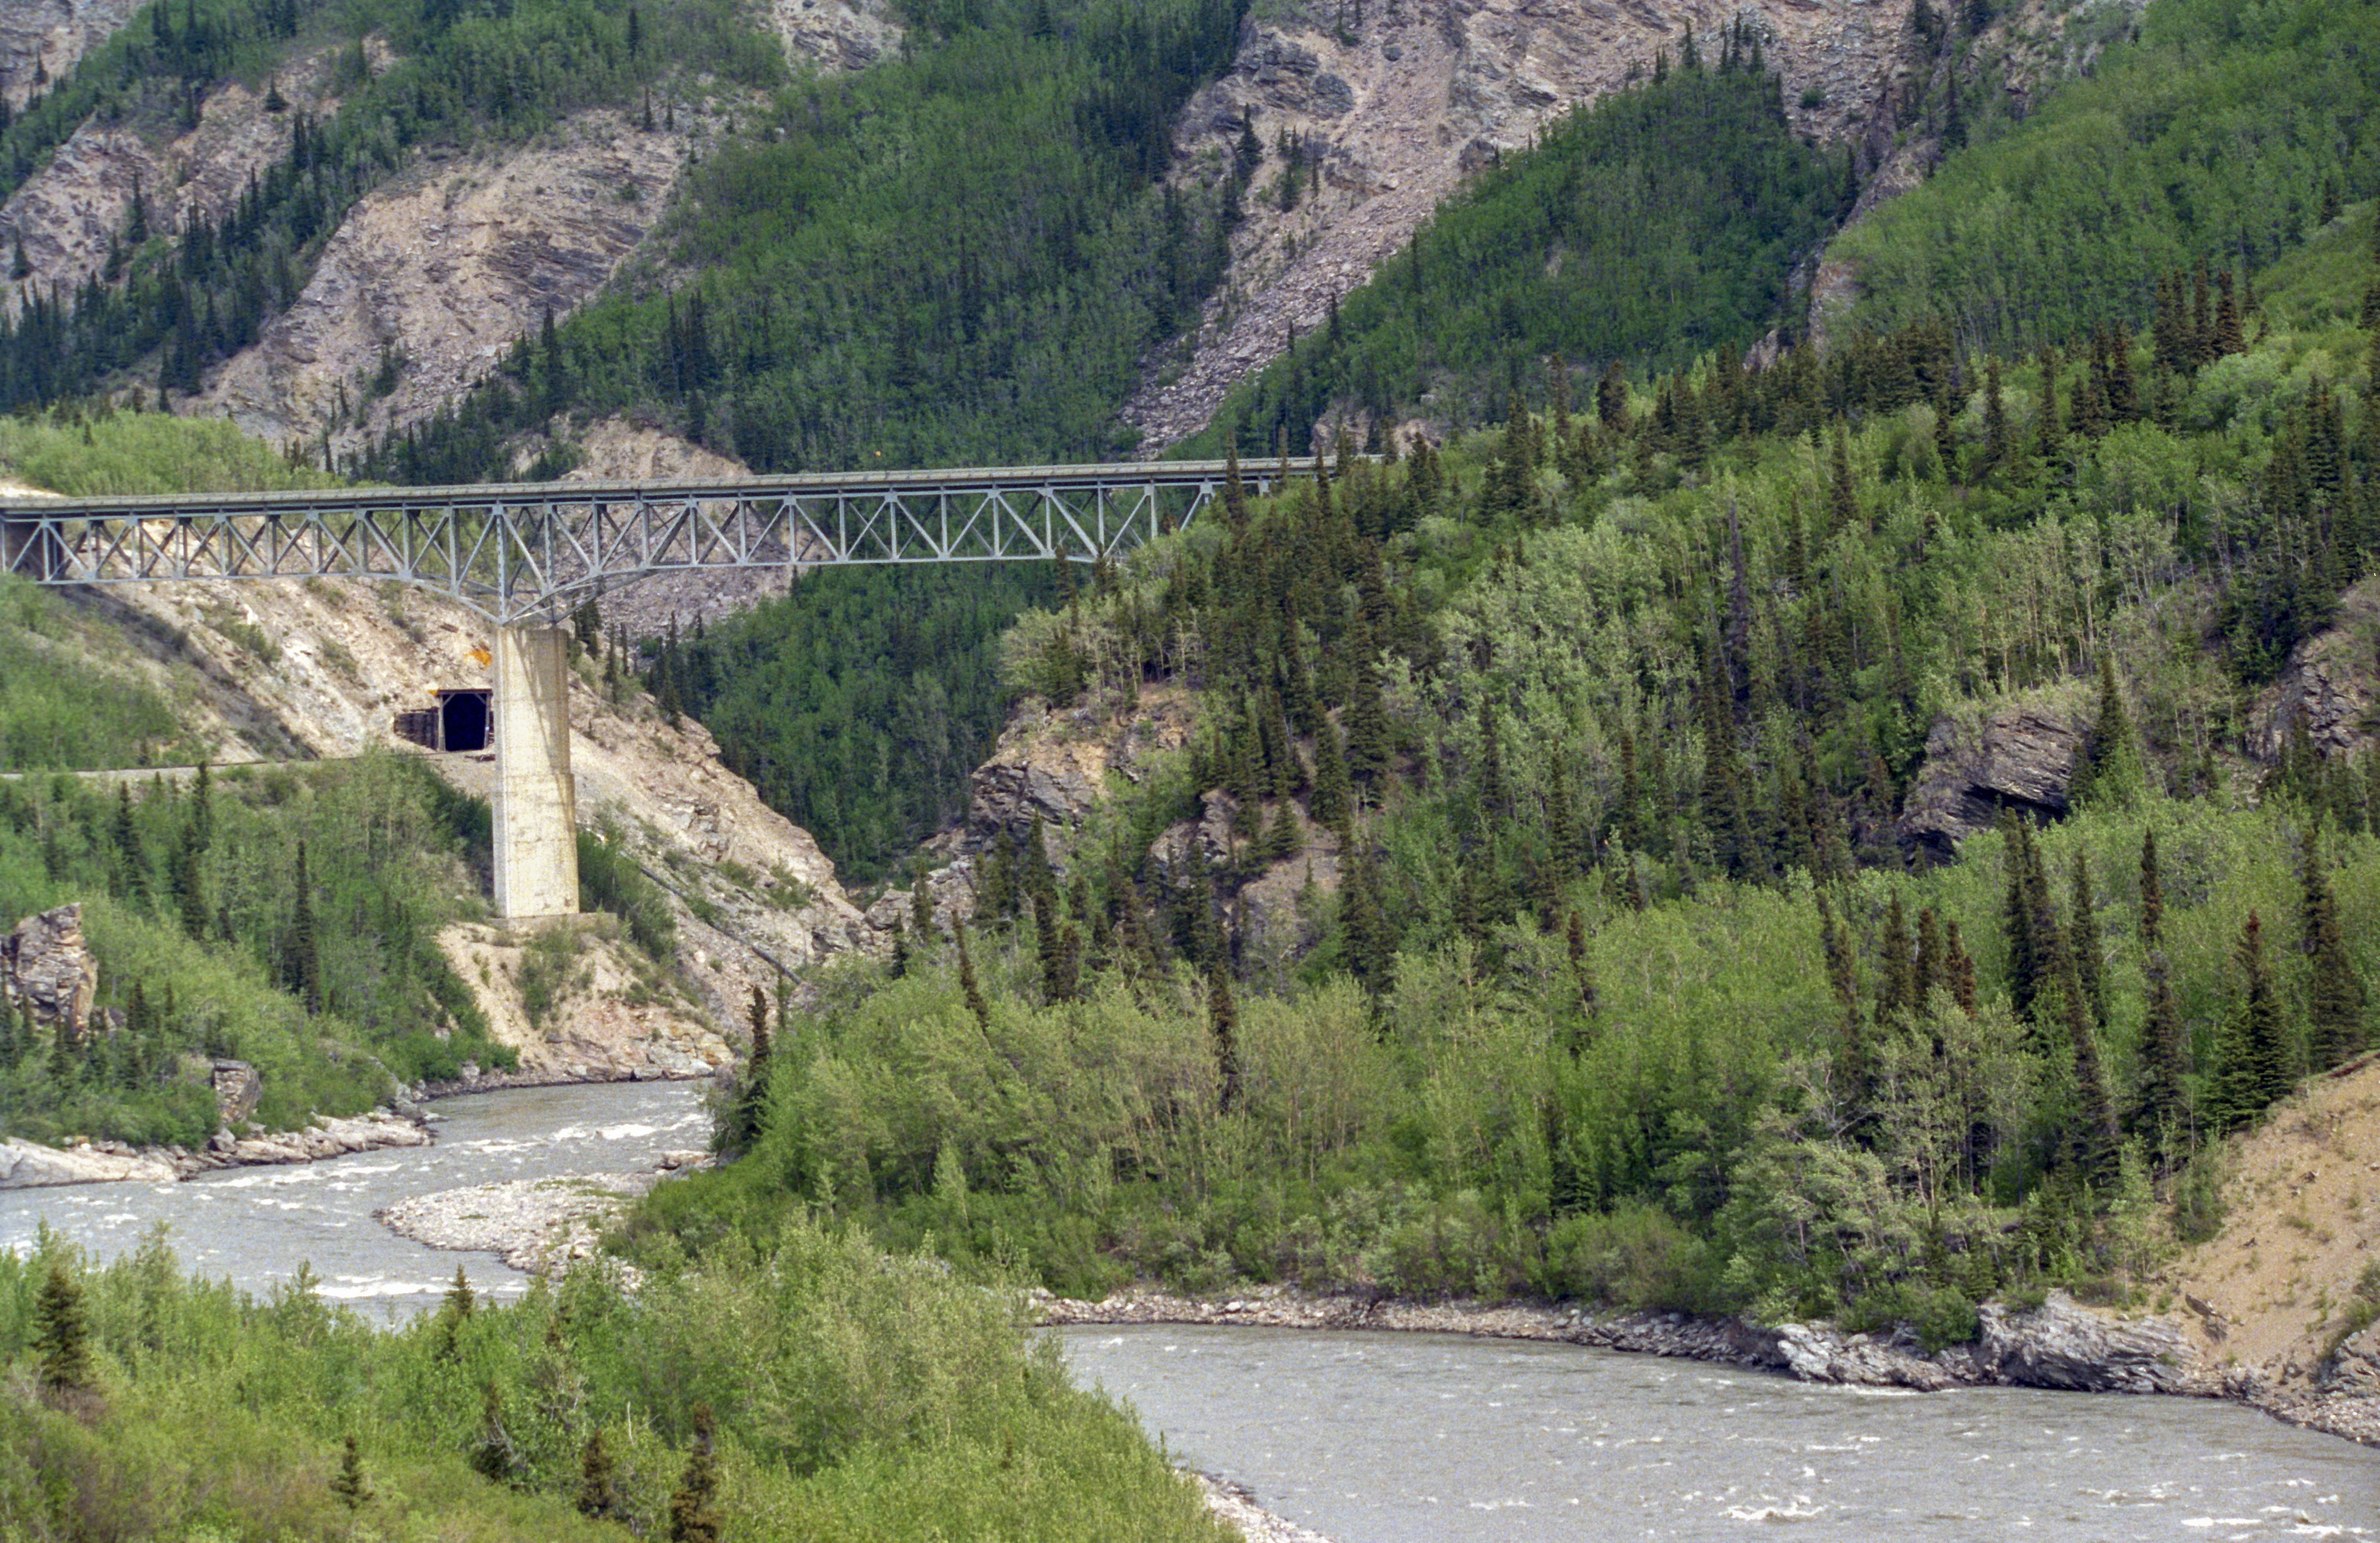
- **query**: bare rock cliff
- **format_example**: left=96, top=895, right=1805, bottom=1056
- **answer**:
left=0, top=0, right=139, bottom=108
left=1128, top=0, right=1925, bottom=451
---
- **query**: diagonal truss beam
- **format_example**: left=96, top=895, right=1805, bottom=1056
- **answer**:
left=0, top=461, right=1286, bottom=624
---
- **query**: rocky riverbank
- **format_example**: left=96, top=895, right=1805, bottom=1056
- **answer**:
left=0, top=1108, right=435, bottom=1188
left=1037, top=1283, right=2380, bottom=1451
left=377, top=1155, right=704, bottom=1275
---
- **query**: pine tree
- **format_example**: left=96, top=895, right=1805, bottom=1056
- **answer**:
left=1819, top=893, right=1869, bottom=1125
left=669, top=1405, right=723, bottom=1543
left=2212, top=911, right=2291, bottom=1130
left=2068, top=852, right=2107, bottom=1028
left=910, top=864, right=937, bottom=944
left=32, top=1259, right=93, bottom=1397
left=332, top=1434, right=371, bottom=1510
left=955, top=921, right=991, bottom=1029
left=2138, top=826, right=2164, bottom=949
left=2138, top=953, right=2190, bottom=1160
left=1943, top=918, right=1977, bottom=1012
left=2057, top=956, right=2121, bottom=1183
left=736, top=985, right=772, bottom=1151
left=1310, top=717, right=1352, bottom=834
left=286, top=840, right=320, bottom=1013
left=2303, top=839, right=2366, bottom=1070
left=578, top=1431, right=621, bottom=1519
left=471, top=1380, right=516, bottom=1485
left=1209, top=966, right=1242, bottom=1112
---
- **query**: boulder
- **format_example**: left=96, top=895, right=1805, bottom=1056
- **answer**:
left=1977, top=1291, right=2195, bottom=1393
left=1897, top=706, right=2081, bottom=861
left=2, top=903, right=98, bottom=1036
left=212, top=1059, right=262, bottom=1128
left=0, top=1136, right=176, bottom=1188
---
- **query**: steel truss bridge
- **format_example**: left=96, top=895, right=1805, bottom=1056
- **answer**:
left=0, top=460, right=1276, bottom=624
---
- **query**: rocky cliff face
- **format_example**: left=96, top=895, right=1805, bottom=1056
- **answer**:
left=0, top=44, right=355, bottom=320
left=0, top=903, right=98, bottom=1038
left=1896, top=700, right=2081, bottom=859
left=0, top=0, right=139, bottom=108
left=190, top=109, right=694, bottom=461
left=1125, top=0, right=1929, bottom=451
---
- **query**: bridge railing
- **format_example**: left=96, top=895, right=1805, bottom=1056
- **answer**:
left=0, top=461, right=1277, bottom=624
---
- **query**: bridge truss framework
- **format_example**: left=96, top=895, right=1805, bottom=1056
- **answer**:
left=0, top=460, right=1277, bottom=918
left=0, top=460, right=1273, bottom=625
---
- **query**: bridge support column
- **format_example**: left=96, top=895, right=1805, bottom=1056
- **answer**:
left=492, top=625, right=580, bottom=920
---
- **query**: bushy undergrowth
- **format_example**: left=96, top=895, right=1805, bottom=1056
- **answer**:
left=0, top=1223, right=1229, bottom=1542
left=0, top=753, right=510, bottom=1143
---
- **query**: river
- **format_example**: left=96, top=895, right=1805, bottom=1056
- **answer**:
left=2, top=1082, right=2372, bottom=1539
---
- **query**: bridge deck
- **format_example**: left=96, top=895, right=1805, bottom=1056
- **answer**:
left=0, top=460, right=1275, bottom=624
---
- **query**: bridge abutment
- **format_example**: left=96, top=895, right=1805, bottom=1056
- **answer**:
left=492, top=626, right=580, bottom=919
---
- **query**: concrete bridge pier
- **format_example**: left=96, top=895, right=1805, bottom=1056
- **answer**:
left=492, top=625, right=580, bottom=919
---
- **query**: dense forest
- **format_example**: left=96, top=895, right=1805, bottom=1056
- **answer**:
left=635, top=207, right=2380, bottom=1333
left=362, top=0, right=1248, bottom=482
left=0, top=0, right=778, bottom=412
left=1193, top=40, right=1847, bottom=452
left=0, top=1217, right=1231, bottom=1539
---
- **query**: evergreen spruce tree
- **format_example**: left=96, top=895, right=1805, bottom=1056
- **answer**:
left=578, top=1430, right=621, bottom=1519
left=2002, top=817, right=2042, bottom=1021
left=2067, top=852, right=2107, bottom=1028
left=2056, top=956, right=2121, bottom=1182
left=2138, top=953, right=2190, bottom=1161
left=910, top=865, right=937, bottom=944
left=736, top=985, right=772, bottom=1152
left=1943, top=918, right=1977, bottom=1013
left=669, top=1405, right=723, bottom=1543
left=1874, top=890, right=1912, bottom=1028
left=332, top=1434, right=371, bottom=1510
left=1310, top=717, right=1352, bottom=834
left=286, top=840, right=320, bottom=1013
left=1819, top=893, right=1869, bottom=1125
left=471, top=1380, right=516, bottom=1485
left=955, top=921, right=991, bottom=1029
left=2212, top=911, right=2291, bottom=1129
left=32, top=1258, right=93, bottom=1397
left=2138, top=826, right=2164, bottom=949
left=1209, top=965, right=1242, bottom=1112
left=2303, top=839, right=2366, bottom=1069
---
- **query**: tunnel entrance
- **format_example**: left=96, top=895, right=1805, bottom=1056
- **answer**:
left=439, top=689, right=491, bottom=751
left=392, top=688, right=492, bottom=752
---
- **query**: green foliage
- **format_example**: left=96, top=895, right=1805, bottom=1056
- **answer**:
left=1834, top=0, right=2380, bottom=356
left=664, top=564, right=1053, bottom=882
left=364, top=0, right=1246, bottom=483
left=652, top=214, right=2380, bottom=1334
left=1192, top=53, right=1842, bottom=450
left=0, top=752, right=509, bottom=1142
left=0, top=0, right=780, bottom=411
left=0, top=1228, right=1223, bottom=1540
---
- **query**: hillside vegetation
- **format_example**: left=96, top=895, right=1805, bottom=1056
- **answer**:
left=0, top=1219, right=1230, bottom=1541
left=635, top=176, right=2380, bottom=1376
left=1833, top=0, right=2380, bottom=356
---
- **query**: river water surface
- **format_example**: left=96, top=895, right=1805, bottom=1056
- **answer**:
left=1, top=1082, right=2372, bottom=1539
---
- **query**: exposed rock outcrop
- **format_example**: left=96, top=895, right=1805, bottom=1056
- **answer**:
left=1977, top=1291, right=2196, bottom=1393
left=1, top=44, right=354, bottom=318
left=0, top=903, right=97, bottom=1037
left=0, top=1135, right=176, bottom=1187
left=0, top=0, right=140, bottom=108
left=969, top=686, right=1201, bottom=858
left=193, top=109, right=692, bottom=459
left=1127, top=0, right=1927, bottom=451
left=1897, top=703, right=2080, bottom=859
left=766, top=0, right=902, bottom=73
left=1040, top=1283, right=2200, bottom=1399
left=2250, top=580, right=2380, bottom=762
